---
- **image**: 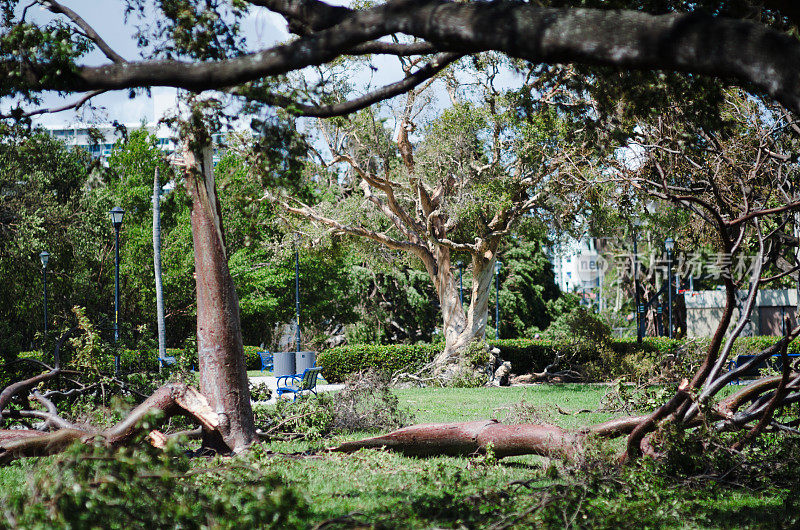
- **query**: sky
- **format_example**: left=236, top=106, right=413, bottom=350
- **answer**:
left=20, top=1, right=292, bottom=126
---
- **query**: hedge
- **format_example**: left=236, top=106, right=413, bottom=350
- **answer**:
left=317, top=343, right=439, bottom=383
left=16, top=345, right=265, bottom=373
left=316, top=335, right=800, bottom=383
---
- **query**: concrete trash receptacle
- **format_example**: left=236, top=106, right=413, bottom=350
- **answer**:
left=274, top=351, right=296, bottom=378
left=295, top=351, right=316, bottom=373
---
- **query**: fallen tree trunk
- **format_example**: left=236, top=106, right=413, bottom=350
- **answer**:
left=332, top=368, right=800, bottom=461
left=332, top=419, right=581, bottom=459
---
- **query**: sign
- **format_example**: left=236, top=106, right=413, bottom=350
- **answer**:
left=576, top=252, right=607, bottom=282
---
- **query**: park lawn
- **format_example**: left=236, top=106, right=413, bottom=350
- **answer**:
left=240, top=384, right=791, bottom=528
left=1, top=384, right=793, bottom=528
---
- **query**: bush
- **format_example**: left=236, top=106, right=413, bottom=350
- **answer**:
left=0, top=437, right=310, bottom=529
left=317, top=343, right=439, bottom=382
left=253, top=370, right=413, bottom=438
left=488, top=337, right=698, bottom=382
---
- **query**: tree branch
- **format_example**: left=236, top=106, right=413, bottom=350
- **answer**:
left=14, top=2, right=800, bottom=117
left=37, top=0, right=126, bottom=63
left=232, top=52, right=460, bottom=117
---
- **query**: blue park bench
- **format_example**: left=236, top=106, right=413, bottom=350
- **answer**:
left=276, top=367, right=323, bottom=400
left=729, top=352, right=800, bottom=383
left=257, top=351, right=273, bottom=372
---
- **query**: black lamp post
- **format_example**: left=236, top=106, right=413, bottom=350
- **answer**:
left=110, top=206, right=125, bottom=372
left=494, top=260, right=501, bottom=340
left=665, top=236, right=675, bottom=339
left=294, top=240, right=301, bottom=353
left=456, top=260, right=464, bottom=307
left=39, top=251, right=50, bottom=336
left=632, top=220, right=643, bottom=343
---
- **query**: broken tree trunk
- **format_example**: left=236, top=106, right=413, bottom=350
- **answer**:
left=332, top=419, right=580, bottom=459
left=182, top=123, right=255, bottom=453
left=0, top=383, right=218, bottom=464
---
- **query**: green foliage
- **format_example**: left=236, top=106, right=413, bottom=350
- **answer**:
left=254, top=370, right=412, bottom=438
left=496, top=238, right=564, bottom=337
left=249, top=380, right=273, bottom=402
left=317, top=343, right=438, bottom=382
left=345, top=265, right=439, bottom=345
left=68, top=306, right=108, bottom=372
left=538, top=305, right=613, bottom=344
left=328, top=370, right=413, bottom=432
left=0, top=438, right=309, bottom=529
left=0, top=128, right=98, bottom=356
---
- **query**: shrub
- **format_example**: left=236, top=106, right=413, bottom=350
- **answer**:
left=488, top=337, right=697, bottom=382
left=317, top=343, right=438, bottom=382
left=253, top=370, right=413, bottom=438
left=0, top=437, right=310, bottom=529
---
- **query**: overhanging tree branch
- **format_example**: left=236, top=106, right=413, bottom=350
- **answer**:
left=37, top=0, right=126, bottom=64
left=231, top=52, right=461, bottom=118
left=9, top=2, right=800, bottom=117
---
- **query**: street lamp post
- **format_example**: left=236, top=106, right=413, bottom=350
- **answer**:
left=294, top=241, right=301, bottom=353
left=495, top=261, right=501, bottom=340
left=110, top=206, right=125, bottom=372
left=665, top=237, right=675, bottom=339
left=456, top=260, right=464, bottom=307
left=39, top=251, right=50, bottom=337
left=631, top=220, right=643, bottom=343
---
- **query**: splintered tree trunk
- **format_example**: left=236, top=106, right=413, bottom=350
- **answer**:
left=183, top=135, right=255, bottom=452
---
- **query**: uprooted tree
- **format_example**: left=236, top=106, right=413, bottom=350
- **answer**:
left=2, top=0, right=800, bottom=459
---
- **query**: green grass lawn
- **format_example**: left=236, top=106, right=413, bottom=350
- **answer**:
left=1, top=384, right=795, bottom=528
left=395, top=384, right=616, bottom=426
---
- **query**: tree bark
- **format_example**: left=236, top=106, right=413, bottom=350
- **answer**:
left=183, top=128, right=255, bottom=452
left=332, top=419, right=580, bottom=459
left=432, top=254, right=497, bottom=368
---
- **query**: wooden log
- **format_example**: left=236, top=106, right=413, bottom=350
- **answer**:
left=332, top=419, right=580, bottom=459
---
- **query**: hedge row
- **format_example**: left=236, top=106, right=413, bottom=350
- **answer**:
left=317, top=344, right=439, bottom=383
left=317, top=335, right=800, bottom=383
left=17, top=345, right=266, bottom=373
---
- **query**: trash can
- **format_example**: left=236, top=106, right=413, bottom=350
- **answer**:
left=274, top=351, right=296, bottom=378
left=295, top=351, right=316, bottom=373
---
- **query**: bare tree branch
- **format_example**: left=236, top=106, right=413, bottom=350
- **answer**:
left=37, top=0, right=126, bottom=63
left=231, top=53, right=460, bottom=117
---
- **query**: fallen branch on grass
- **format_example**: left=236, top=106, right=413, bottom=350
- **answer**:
left=0, top=383, right=219, bottom=464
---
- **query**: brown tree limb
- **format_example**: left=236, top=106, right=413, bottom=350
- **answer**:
left=331, top=419, right=580, bottom=459
left=0, top=368, right=60, bottom=422
left=37, top=0, right=126, bottom=63
left=0, top=383, right=219, bottom=464
left=0, top=90, right=107, bottom=119
left=231, top=52, right=461, bottom=118
left=12, top=1, right=800, bottom=118
left=731, top=340, right=792, bottom=451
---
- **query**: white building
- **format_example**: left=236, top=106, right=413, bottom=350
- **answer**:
left=551, top=236, right=608, bottom=310
left=44, top=122, right=177, bottom=163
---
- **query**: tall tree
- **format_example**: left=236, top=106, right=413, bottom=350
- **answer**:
left=278, top=62, right=584, bottom=370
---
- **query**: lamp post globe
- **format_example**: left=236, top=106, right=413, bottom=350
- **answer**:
left=109, top=206, right=125, bottom=372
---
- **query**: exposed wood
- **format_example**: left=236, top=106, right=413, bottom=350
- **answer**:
left=0, top=383, right=219, bottom=464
